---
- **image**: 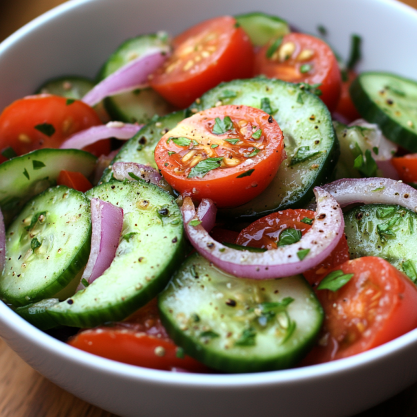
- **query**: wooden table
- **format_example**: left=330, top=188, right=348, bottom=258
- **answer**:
left=1, top=0, right=417, bottom=416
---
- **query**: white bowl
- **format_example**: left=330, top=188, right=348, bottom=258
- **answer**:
left=1, top=0, right=417, bottom=416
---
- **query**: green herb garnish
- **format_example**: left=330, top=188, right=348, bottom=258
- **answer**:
left=189, top=219, right=202, bottom=227
left=168, top=151, right=176, bottom=156
left=301, top=217, right=313, bottom=225
left=290, top=146, right=321, bottom=166
left=376, top=206, right=397, bottom=219
left=171, top=137, right=192, bottom=147
left=347, top=34, right=362, bottom=70
left=266, top=37, right=283, bottom=59
left=200, top=330, right=219, bottom=339
left=353, top=145, right=378, bottom=177
left=277, top=228, right=302, bottom=247
left=35, top=123, right=55, bottom=137
left=296, top=93, right=304, bottom=105
left=317, top=270, right=354, bottom=292
left=300, top=64, right=312, bottom=74
left=260, top=97, right=273, bottom=114
left=66, top=98, right=75, bottom=105
left=252, top=129, right=262, bottom=139
left=213, top=116, right=233, bottom=135
left=373, top=146, right=379, bottom=155
left=219, top=90, right=238, bottom=100
left=188, top=157, right=223, bottom=178
left=81, top=278, right=90, bottom=287
left=31, top=237, right=42, bottom=252
left=32, top=160, right=46, bottom=170
left=224, top=138, right=239, bottom=145
left=23, top=168, right=30, bottom=180
left=122, top=232, right=138, bottom=242
left=128, top=172, right=140, bottom=181
left=297, top=248, right=310, bottom=260
left=317, top=25, right=327, bottom=36
left=245, top=148, right=260, bottom=158
left=1, top=147, right=17, bottom=160
left=234, top=327, right=257, bottom=347
left=402, top=260, right=417, bottom=283
left=236, top=169, right=254, bottom=178
left=211, top=144, right=219, bottom=149
left=222, top=242, right=267, bottom=253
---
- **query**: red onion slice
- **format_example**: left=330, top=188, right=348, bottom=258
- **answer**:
left=82, top=49, right=169, bottom=107
left=60, top=122, right=143, bottom=150
left=0, top=209, right=5, bottom=273
left=77, top=198, right=123, bottom=290
left=196, top=199, right=217, bottom=233
left=182, top=188, right=344, bottom=279
left=376, top=160, right=400, bottom=181
left=322, top=177, right=417, bottom=211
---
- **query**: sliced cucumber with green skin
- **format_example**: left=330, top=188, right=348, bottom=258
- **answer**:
left=192, top=78, right=339, bottom=220
left=48, top=180, right=186, bottom=328
left=15, top=298, right=60, bottom=330
left=235, top=12, right=290, bottom=47
left=350, top=72, right=417, bottom=151
left=0, top=186, right=91, bottom=307
left=0, top=148, right=97, bottom=226
left=159, top=253, right=323, bottom=373
left=97, top=33, right=174, bottom=124
left=36, top=75, right=94, bottom=99
left=344, top=204, right=417, bottom=282
left=100, top=110, right=186, bottom=182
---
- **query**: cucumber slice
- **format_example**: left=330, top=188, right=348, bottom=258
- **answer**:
left=344, top=204, right=417, bottom=282
left=15, top=298, right=60, bottom=330
left=235, top=12, right=290, bottom=46
left=48, top=179, right=186, bottom=328
left=0, top=148, right=97, bottom=226
left=97, top=33, right=174, bottom=124
left=192, top=78, right=339, bottom=220
left=350, top=72, right=417, bottom=151
left=0, top=186, right=91, bottom=306
left=159, top=253, right=323, bottom=373
left=36, top=75, right=94, bottom=99
left=100, top=110, right=186, bottom=182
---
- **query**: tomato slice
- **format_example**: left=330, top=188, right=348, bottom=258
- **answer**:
left=68, top=299, right=209, bottom=372
left=391, top=154, right=417, bottom=183
left=155, top=105, right=284, bottom=208
left=333, top=70, right=361, bottom=122
left=302, top=257, right=417, bottom=365
left=149, top=16, right=254, bottom=108
left=254, top=33, right=341, bottom=112
left=0, top=95, right=110, bottom=162
left=235, top=208, right=349, bottom=284
left=57, top=170, right=93, bottom=193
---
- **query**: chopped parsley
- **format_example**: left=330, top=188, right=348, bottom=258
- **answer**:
left=236, top=169, right=255, bottom=178
left=290, top=146, right=321, bottom=166
left=260, top=97, right=273, bottom=114
left=32, top=160, right=46, bottom=170
left=301, top=217, right=313, bottom=225
left=128, top=172, right=140, bottom=181
left=122, top=232, right=138, bottom=242
left=213, top=116, right=233, bottom=135
left=35, top=123, right=55, bottom=137
left=23, top=168, right=30, bottom=180
left=277, top=228, right=302, bottom=247
left=31, top=237, right=42, bottom=252
left=300, top=64, right=313, bottom=74
left=224, top=138, right=240, bottom=145
left=252, top=129, right=262, bottom=139
left=189, top=219, right=202, bottom=227
left=317, top=25, right=327, bottom=36
left=188, top=157, right=223, bottom=178
left=353, top=144, right=377, bottom=177
left=211, top=144, right=219, bottom=149
left=266, top=37, right=283, bottom=59
left=347, top=34, right=362, bottom=70
left=200, top=330, right=219, bottom=339
left=402, top=260, right=417, bottom=283
left=376, top=206, right=397, bottom=219
left=171, top=137, right=192, bottom=147
left=219, top=89, right=238, bottom=100
left=81, top=278, right=90, bottom=287
left=245, top=148, right=260, bottom=158
left=234, top=327, right=257, bottom=347
left=1, top=147, right=17, bottom=160
left=66, top=98, right=75, bottom=105
left=297, top=82, right=322, bottom=96
left=297, top=248, right=310, bottom=260
left=168, top=151, right=176, bottom=156
left=317, top=270, right=354, bottom=292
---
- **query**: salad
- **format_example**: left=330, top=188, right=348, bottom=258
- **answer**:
left=1, top=11, right=417, bottom=374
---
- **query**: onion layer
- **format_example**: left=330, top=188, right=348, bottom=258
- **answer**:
left=196, top=199, right=217, bottom=233
left=60, top=122, right=143, bottom=150
left=82, top=49, right=169, bottom=107
left=112, top=162, right=162, bottom=186
left=322, top=177, right=417, bottom=211
left=77, top=198, right=123, bottom=290
left=181, top=188, right=344, bottom=279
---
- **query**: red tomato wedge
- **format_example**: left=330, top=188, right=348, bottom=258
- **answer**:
left=254, top=33, right=341, bottom=112
left=150, top=16, right=254, bottom=108
left=391, top=154, right=417, bottom=183
left=0, top=95, right=110, bottom=163
left=235, top=209, right=349, bottom=284
left=57, top=170, right=93, bottom=193
left=68, top=299, right=209, bottom=372
left=155, top=105, right=285, bottom=208
left=302, top=257, right=417, bottom=365
left=333, top=70, right=361, bottom=122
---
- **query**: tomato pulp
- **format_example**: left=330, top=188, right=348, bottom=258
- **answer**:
left=155, top=105, right=285, bottom=207
left=254, top=33, right=341, bottom=112
left=0, top=95, right=110, bottom=162
left=150, top=16, right=254, bottom=108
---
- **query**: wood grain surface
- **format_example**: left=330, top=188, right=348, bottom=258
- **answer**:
left=1, top=1, right=417, bottom=416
